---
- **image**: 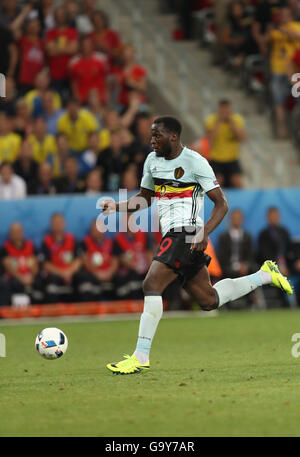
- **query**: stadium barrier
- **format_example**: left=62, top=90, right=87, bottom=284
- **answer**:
left=0, top=300, right=145, bottom=319
left=0, top=188, right=299, bottom=248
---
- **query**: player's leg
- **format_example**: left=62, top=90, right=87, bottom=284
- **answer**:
left=107, top=260, right=178, bottom=374
left=134, top=260, right=178, bottom=363
left=185, top=261, right=293, bottom=311
left=184, top=266, right=218, bottom=311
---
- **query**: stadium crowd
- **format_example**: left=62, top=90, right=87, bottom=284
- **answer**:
left=170, top=0, right=300, bottom=163
left=0, top=0, right=151, bottom=198
left=214, top=0, right=300, bottom=142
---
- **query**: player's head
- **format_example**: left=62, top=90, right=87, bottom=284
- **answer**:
left=151, top=116, right=182, bottom=158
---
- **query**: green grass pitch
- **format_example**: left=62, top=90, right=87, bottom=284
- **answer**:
left=1, top=309, right=300, bottom=437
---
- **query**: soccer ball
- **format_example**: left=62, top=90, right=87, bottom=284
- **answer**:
left=35, top=327, right=68, bottom=360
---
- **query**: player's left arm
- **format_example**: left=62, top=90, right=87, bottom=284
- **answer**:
left=191, top=187, right=228, bottom=252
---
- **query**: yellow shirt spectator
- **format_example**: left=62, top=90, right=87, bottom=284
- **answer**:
left=99, top=128, right=110, bottom=150
left=27, top=133, right=57, bottom=163
left=24, top=89, right=62, bottom=114
left=0, top=133, right=22, bottom=162
left=270, top=21, right=300, bottom=74
left=57, top=109, right=99, bottom=152
left=205, top=113, right=245, bottom=162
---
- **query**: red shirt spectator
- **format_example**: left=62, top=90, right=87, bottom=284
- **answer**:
left=114, top=44, right=147, bottom=108
left=89, top=10, right=122, bottom=67
left=45, top=6, right=78, bottom=81
left=18, top=19, right=45, bottom=87
left=69, top=36, right=109, bottom=103
left=115, top=230, right=151, bottom=275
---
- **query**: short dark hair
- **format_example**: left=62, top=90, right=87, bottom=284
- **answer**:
left=219, top=99, right=231, bottom=106
left=153, top=116, right=182, bottom=136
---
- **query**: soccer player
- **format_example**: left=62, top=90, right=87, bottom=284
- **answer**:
left=101, top=116, right=293, bottom=375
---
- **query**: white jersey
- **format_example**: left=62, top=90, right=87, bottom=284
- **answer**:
left=140, top=147, right=219, bottom=236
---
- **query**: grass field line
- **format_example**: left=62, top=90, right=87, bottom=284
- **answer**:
left=0, top=309, right=219, bottom=326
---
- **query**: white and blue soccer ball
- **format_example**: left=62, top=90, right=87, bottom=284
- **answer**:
left=35, top=327, right=68, bottom=360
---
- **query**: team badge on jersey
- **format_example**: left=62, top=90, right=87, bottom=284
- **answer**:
left=174, top=167, right=184, bottom=179
left=160, top=185, right=166, bottom=197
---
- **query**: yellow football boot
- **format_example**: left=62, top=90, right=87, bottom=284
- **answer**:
left=261, top=260, right=293, bottom=295
left=107, top=354, right=150, bottom=375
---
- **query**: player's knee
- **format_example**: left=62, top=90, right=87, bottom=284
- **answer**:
left=142, top=276, right=162, bottom=295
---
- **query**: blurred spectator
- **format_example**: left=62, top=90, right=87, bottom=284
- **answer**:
left=0, top=162, right=26, bottom=199
left=114, top=214, right=153, bottom=299
left=18, top=18, right=45, bottom=95
left=0, top=1, right=33, bottom=39
left=252, top=0, right=282, bottom=56
left=40, top=212, right=82, bottom=303
left=57, top=97, right=99, bottom=153
left=65, top=1, right=80, bottom=29
left=88, top=9, right=122, bottom=65
left=79, top=131, right=102, bottom=175
left=68, top=35, right=109, bottom=104
left=114, top=44, right=147, bottom=110
left=24, top=69, right=62, bottom=117
left=257, top=207, right=293, bottom=276
left=0, top=112, right=22, bottom=163
left=28, top=162, right=57, bottom=195
left=96, top=131, right=128, bottom=191
left=85, top=169, right=103, bottom=195
left=75, top=0, right=96, bottom=35
left=133, top=113, right=153, bottom=153
left=0, top=23, right=18, bottom=78
left=38, top=0, right=56, bottom=32
left=13, top=139, right=38, bottom=190
left=205, top=99, right=247, bottom=188
left=13, top=98, right=34, bottom=138
left=55, top=156, right=85, bottom=194
left=221, top=1, right=257, bottom=69
left=48, top=132, right=71, bottom=178
left=41, top=89, right=64, bottom=135
left=0, top=77, right=17, bottom=118
left=0, top=110, right=20, bottom=153
left=45, top=6, right=78, bottom=96
left=217, top=208, right=256, bottom=278
left=27, top=117, right=57, bottom=163
left=190, top=136, right=211, bottom=161
left=267, top=6, right=300, bottom=138
left=103, top=108, right=122, bottom=133
left=86, top=88, right=106, bottom=127
left=77, top=219, right=119, bottom=301
left=0, top=222, right=42, bottom=305
left=121, top=164, right=139, bottom=191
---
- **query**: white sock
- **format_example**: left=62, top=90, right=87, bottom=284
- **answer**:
left=134, top=295, right=163, bottom=364
left=214, top=271, right=270, bottom=308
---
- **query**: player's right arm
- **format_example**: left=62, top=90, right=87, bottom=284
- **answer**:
left=100, top=152, right=155, bottom=215
left=101, top=187, right=155, bottom=214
